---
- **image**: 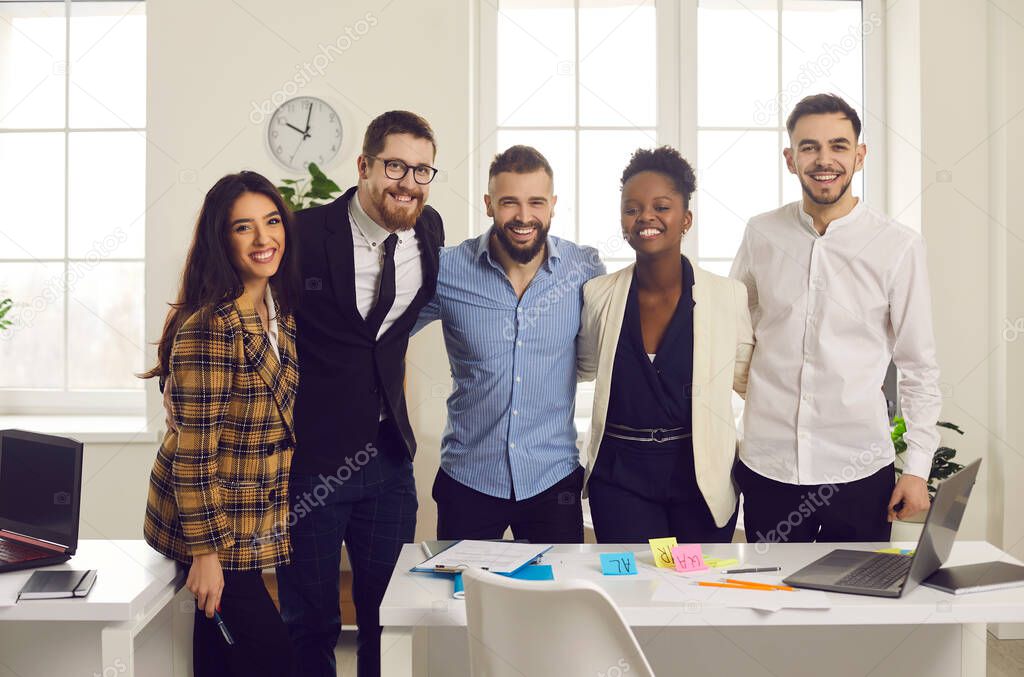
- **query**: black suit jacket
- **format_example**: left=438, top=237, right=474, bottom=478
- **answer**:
left=291, top=186, right=444, bottom=475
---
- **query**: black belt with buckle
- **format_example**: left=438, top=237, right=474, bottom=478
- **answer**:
left=605, top=423, right=692, bottom=443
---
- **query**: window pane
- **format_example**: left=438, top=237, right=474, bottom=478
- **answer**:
left=67, top=262, right=144, bottom=389
left=698, top=0, right=779, bottom=128
left=497, top=0, right=575, bottom=126
left=0, top=132, right=65, bottom=259
left=578, top=129, right=656, bottom=253
left=696, top=129, right=778, bottom=258
left=0, top=2, right=65, bottom=129
left=69, top=2, right=146, bottom=128
left=0, top=262, right=65, bottom=388
left=495, top=129, right=576, bottom=241
left=578, top=0, right=656, bottom=127
left=68, top=131, right=145, bottom=258
left=781, top=0, right=864, bottom=123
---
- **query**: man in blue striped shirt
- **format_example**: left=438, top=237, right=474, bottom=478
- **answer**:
left=413, top=145, right=605, bottom=542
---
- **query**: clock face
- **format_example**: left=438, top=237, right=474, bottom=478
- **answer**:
left=267, top=96, right=343, bottom=170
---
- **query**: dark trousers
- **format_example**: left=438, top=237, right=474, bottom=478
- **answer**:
left=276, top=421, right=418, bottom=677
left=588, top=474, right=737, bottom=543
left=735, top=461, right=895, bottom=544
left=192, top=569, right=293, bottom=677
left=433, top=466, right=585, bottom=543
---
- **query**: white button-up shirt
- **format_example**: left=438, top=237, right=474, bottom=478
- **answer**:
left=730, top=199, right=941, bottom=485
left=348, top=191, right=422, bottom=338
left=264, top=283, right=280, bottom=360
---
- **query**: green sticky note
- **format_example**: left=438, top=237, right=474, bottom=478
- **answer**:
left=703, top=557, right=739, bottom=569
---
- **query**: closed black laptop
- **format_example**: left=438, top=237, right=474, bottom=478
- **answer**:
left=784, top=459, right=980, bottom=598
left=0, top=429, right=83, bottom=573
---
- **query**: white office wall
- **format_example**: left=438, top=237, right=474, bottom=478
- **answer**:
left=77, top=0, right=1022, bottom=549
left=79, top=0, right=474, bottom=542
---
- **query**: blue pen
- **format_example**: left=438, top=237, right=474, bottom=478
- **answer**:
left=213, top=610, right=235, bottom=645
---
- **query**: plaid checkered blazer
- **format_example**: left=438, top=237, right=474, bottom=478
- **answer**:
left=144, top=294, right=299, bottom=570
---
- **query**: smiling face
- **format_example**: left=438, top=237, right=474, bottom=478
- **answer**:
left=784, top=112, right=865, bottom=207
left=227, top=191, right=285, bottom=287
left=485, top=169, right=556, bottom=265
left=620, top=170, right=692, bottom=257
left=358, top=132, right=435, bottom=231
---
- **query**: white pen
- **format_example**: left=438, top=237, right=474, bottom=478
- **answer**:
left=720, top=566, right=781, bottom=574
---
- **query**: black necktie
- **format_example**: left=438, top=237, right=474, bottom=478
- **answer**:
left=366, top=233, right=398, bottom=335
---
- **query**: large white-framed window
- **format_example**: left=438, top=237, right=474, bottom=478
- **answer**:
left=0, top=0, right=147, bottom=415
left=480, top=0, right=883, bottom=417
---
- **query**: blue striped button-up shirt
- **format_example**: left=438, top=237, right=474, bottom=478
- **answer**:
left=414, top=232, right=605, bottom=500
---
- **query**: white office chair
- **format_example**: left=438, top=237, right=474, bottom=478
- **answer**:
left=462, top=567, right=656, bottom=677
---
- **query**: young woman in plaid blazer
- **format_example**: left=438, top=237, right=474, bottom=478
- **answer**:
left=141, top=171, right=302, bottom=677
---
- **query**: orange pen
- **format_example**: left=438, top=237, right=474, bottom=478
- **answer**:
left=695, top=582, right=772, bottom=591
left=724, top=578, right=795, bottom=591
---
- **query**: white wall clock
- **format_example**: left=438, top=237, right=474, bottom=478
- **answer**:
left=267, top=96, right=343, bottom=170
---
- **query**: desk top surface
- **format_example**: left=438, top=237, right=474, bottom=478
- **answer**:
left=0, top=540, right=180, bottom=622
left=381, top=541, right=1024, bottom=627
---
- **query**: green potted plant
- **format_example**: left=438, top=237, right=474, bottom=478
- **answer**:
left=0, top=297, right=13, bottom=331
left=276, top=162, right=343, bottom=212
left=892, top=416, right=965, bottom=517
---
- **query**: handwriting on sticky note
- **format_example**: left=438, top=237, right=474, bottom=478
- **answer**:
left=703, top=557, right=739, bottom=569
left=649, top=537, right=678, bottom=568
left=672, top=544, right=708, bottom=572
left=600, top=552, right=638, bottom=576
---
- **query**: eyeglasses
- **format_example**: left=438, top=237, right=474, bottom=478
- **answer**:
left=366, top=155, right=439, bottom=185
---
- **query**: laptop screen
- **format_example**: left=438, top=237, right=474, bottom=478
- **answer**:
left=0, top=430, right=83, bottom=551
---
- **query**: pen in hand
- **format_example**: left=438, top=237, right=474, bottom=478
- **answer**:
left=213, top=609, right=235, bottom=645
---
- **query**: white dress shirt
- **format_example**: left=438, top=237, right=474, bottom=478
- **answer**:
left=264, top=283, right=280, bottom=360
left=730, top=199, right=941, bottom=485
left=348, top=191, right=423, bottom=339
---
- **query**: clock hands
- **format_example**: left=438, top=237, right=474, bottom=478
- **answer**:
left=304, top=102, right=313, bottom=134
left=285, top=122, right=307, bottom=136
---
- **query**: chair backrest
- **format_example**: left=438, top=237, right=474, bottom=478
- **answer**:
left=462, top=567, right=655, bottom=677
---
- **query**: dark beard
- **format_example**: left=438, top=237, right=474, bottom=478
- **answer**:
left=491, top=219, right=549, bottom=264
left=800, top=172, right=853, bottom=205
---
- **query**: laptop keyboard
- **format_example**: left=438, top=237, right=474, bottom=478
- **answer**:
left=835, top=553, right=913, bottom=590
left=0, top=538, right=50, bottom=563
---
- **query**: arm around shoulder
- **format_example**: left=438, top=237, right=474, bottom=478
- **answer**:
left=732, top=279, right=754, bottom=398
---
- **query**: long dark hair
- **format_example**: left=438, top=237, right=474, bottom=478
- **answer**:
left=140, top=171, right=301, bottom=380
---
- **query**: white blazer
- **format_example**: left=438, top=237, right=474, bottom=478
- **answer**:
left=577, top=259, right=754, bottom=527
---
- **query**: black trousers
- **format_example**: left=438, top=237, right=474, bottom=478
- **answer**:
left=588, top=473, right=737, bottom=544
left=192, top=569, right=293, bottom=677
left=735, top=461, right=895, bottom=544
left=277, top=420, right=417, bottom=677
left=433, top=466, right=585, bottom=543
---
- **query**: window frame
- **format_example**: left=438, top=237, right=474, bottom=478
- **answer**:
left=0, top=0, right=147, bottom=416
left=478, top=0, right=884, bottom=418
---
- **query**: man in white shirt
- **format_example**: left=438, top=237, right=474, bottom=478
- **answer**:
left=730, top=93, right=941, bottom=544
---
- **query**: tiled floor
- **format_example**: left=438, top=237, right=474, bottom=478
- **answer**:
left=331, top=634, right=1024, bottom=676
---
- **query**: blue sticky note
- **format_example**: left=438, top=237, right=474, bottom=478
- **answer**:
left=600, top=552, right=638, bottom=576
left=502, top=564, right=554, bottom=581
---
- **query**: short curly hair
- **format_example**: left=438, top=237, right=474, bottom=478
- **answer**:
left=620, top=146, right=697, bottom=207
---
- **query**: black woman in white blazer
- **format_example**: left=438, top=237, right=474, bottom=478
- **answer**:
left=577, top=147, right=753, bottom=543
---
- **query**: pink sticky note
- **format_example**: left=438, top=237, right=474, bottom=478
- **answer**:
left=671, top=544, right=708, bottom=573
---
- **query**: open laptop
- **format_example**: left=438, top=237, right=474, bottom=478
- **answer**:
left=0, top=429, right=83, bottom=573
left=783, top=459, right=980, bottom=598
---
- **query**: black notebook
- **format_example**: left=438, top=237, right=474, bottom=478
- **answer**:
left=921, top=561, right=1024, bottom=595
left=17, top=569, right=97, bottom=600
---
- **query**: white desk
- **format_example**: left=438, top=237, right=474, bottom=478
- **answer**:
left=380, top=541, right=1024, bottom=677
left=0, top=540, right=190, bottom=677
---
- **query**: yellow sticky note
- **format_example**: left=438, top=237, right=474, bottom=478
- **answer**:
left=875, top=548, right=902, bottom=555
left=703, top=557, right=739, bottom=569
left=649, top=537, right=678, bottom=568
